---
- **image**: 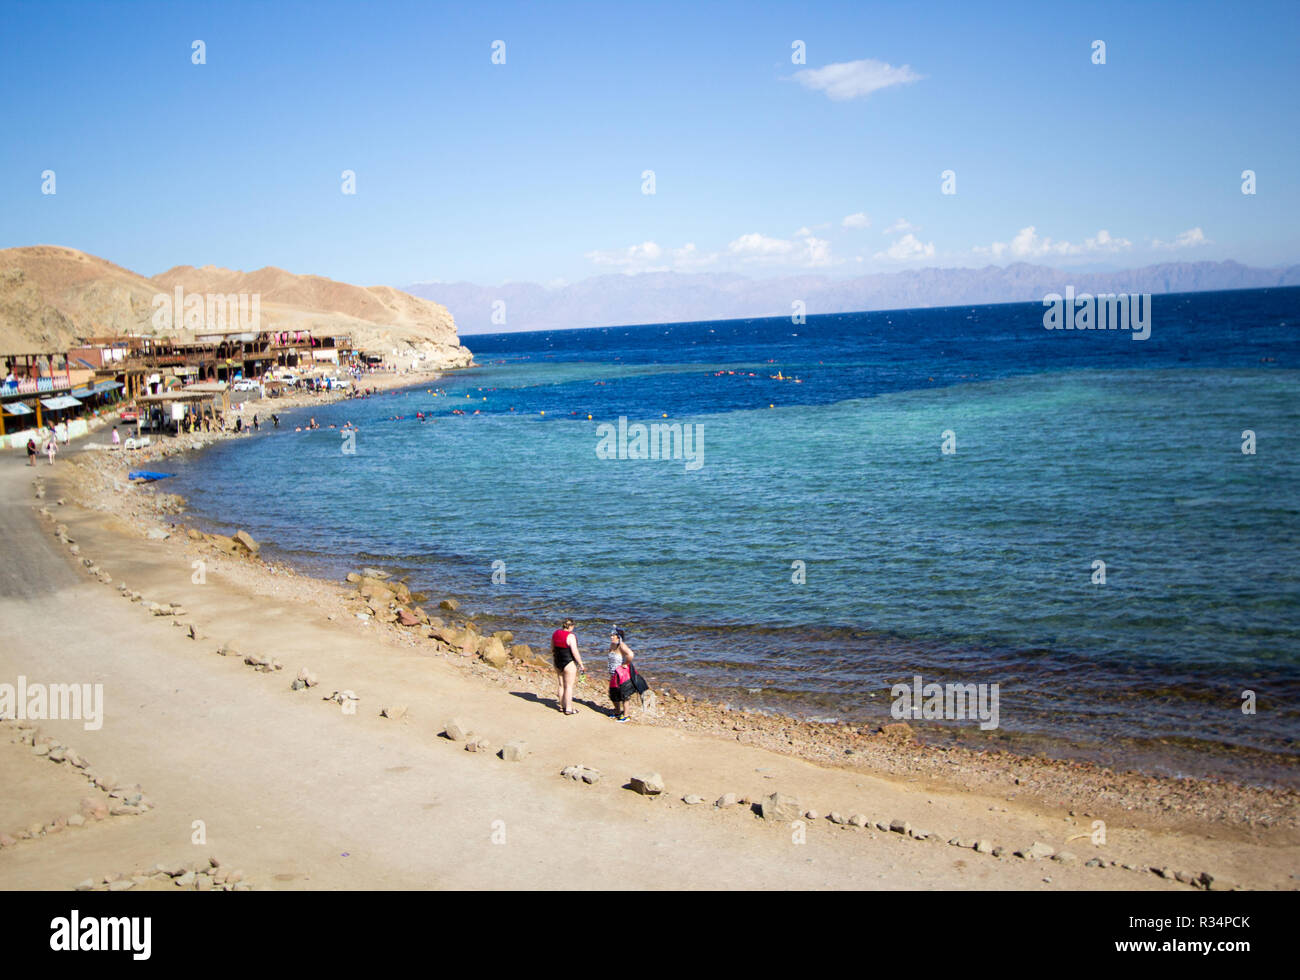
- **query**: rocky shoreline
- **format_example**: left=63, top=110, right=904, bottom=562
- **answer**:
left=46, top=423, right=1300, bottom=850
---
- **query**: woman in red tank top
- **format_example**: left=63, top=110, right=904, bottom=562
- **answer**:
left=551, top=618, right=584, bottom=715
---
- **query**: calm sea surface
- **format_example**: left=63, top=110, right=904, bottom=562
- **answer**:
left=167, top=288, right=1300, bottom=786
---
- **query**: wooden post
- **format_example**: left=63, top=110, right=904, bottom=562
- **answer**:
left=35, top=399, right=43, bottom=430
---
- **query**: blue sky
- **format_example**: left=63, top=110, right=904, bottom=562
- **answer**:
left=1, top=0, right=1296, bottom=287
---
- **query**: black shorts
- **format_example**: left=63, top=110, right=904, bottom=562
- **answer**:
left=553, top=648, right=574, bottom=670
left=609, top=682, right=624, bottom=704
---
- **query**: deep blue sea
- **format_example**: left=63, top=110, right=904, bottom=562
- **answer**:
left=167, top=288, right=1300, bottom=785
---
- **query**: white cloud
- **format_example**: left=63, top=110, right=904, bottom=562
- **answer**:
left=882, top=218, right=918, bottom=235
left=874, top=233, right=936, bottom=261
left=728, top=232, right=833, bottom=268
left=1082, top=229, right=1132, bottom=252
left=974, top=226, right=1132, bottom=260
left=791, top=59, right=923, bottom=101
left=1151, top=227, right=1211, bottom=249
left=670, top=242, right=719, bottom=269
left=842, top=212, right=871, bottom=229
left=794, top=226, right=813, bottom=236
left=583, top=241, right=717, bottom=274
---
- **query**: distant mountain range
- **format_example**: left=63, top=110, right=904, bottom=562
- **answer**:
left=407, top=261, right=1300, bottom=335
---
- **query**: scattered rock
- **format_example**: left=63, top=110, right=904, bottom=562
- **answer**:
left=443, top=718, right=471, bottom=741
left=478, top=636, right=509, bottom=668
left=499, top=740, right=528, bottom=762
left=439, top=598, right=460, bottom=612
left=380, top=705, right=408, bottom=721
left=715, top=793, right=739, bottom=808
left=1017, top=841, right=1056, bottom=861
left=881, top=722, right=914, bottom=741
left=464, top=736, right=491, bottom=753
left=629, top=773, right=664, bottom=796
left=760, top=792, right=802, bottom=822
left=889, top=818, right=911, bottom=836
left=561, top=765, right=601, bottom=784
left=849, top=813, right=869, bottom=828
left=683, top=794, right=705, bottom=805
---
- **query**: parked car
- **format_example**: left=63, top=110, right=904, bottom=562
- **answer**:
left=118, top=405, right=139, bottom=423
left=232, top=379, right=260, bottom=392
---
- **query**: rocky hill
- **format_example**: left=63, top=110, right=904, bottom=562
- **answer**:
left=0, top=246, right=472, bottom=369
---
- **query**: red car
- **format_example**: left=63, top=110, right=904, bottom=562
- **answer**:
left=118, top=405, right=139, bottom=423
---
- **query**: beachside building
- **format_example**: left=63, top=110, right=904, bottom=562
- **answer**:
left=1, top=350, right=98, bottom=445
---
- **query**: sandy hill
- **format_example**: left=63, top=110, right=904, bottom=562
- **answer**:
left=0, top=246, right=471, bottom=367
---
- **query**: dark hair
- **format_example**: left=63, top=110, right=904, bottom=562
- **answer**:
left=562, top=618, right=574, bottom=630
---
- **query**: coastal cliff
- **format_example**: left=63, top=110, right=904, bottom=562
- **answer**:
left=0, top=245, right=473, bottom=370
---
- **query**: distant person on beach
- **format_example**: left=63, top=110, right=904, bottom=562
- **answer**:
left=252, top=414, right=259, bottom=432
left=26, top=437, right=36, bottom=465
left=111, top=426, right=120, bottom=447
left=606, top=626, right=635, bottom=722
left=271, top=414, right=279, bottom=429
left=44, top=432, right=57, bottom=465
left=551, top=618, right=585, bottom=715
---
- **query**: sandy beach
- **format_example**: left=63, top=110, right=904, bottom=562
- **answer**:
left=1, top=388, right=1296, bottom=893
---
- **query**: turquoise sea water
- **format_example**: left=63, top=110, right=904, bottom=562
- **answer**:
left=167, top=290, right=1300, bottom=785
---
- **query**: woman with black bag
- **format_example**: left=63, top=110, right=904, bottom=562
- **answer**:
left=606, top=626, right=640, bottom=723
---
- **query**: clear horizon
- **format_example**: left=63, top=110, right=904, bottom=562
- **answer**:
left=2, top=0, right=1297, bottom=289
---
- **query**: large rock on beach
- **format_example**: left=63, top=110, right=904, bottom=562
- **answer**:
left=443, top=718, right=471, bottom=741
left=499, top=740, right=528, bottom=762
left=760, top=793, right=802, bottom=823
left=629, top=773, right=664, bottom=796
left=478, top=636, right=508, bottom=668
